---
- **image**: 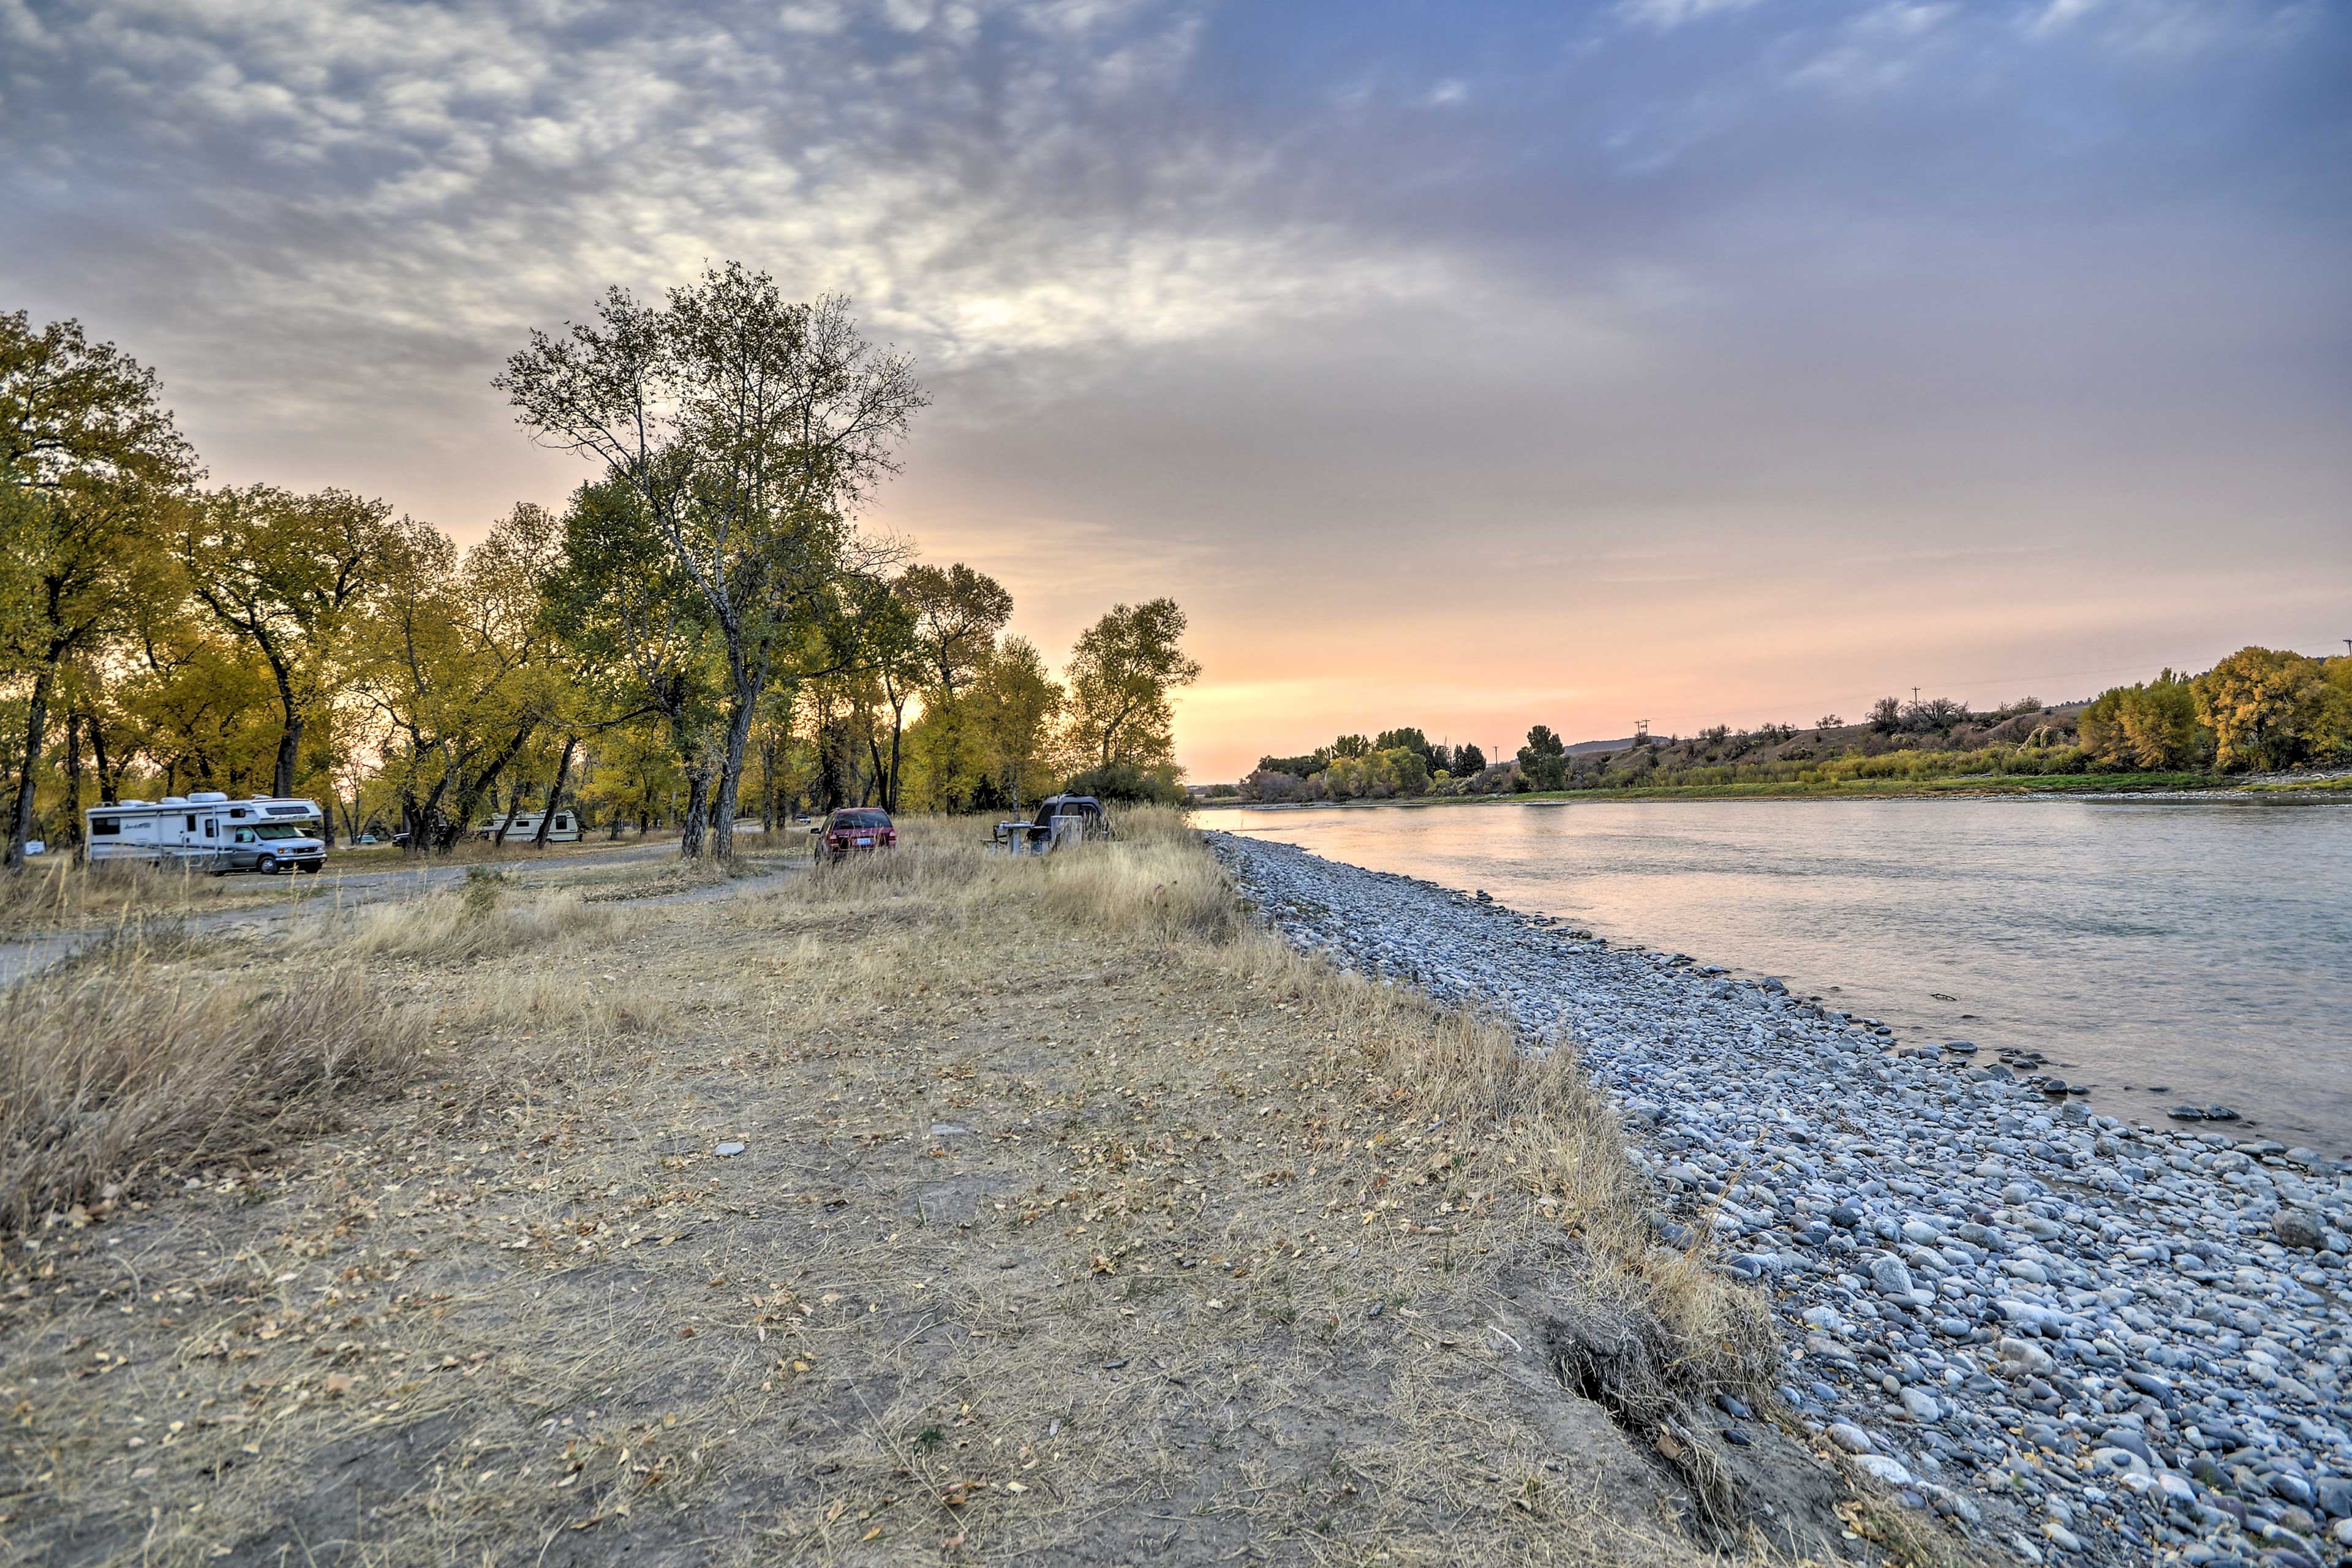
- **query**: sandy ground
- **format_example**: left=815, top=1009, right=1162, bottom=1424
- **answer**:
left=0, top=831, right=1950, bottom=1567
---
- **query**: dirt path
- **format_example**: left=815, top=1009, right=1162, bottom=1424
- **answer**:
left=0, top=839, right=1936, bottom=1567
left=0, top=839, right=776, bottom=989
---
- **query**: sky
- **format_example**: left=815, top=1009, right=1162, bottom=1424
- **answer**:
left=5, top=0, right=2348, bottom=782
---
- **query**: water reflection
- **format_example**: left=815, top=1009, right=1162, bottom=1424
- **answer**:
left=1221, top=797, right=2352, bottom=1153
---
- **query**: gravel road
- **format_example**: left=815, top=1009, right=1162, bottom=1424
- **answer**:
left=0, top=839, right=770, bottom=988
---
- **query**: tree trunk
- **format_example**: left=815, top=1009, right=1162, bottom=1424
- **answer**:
left=274, top=707, right=304, bottom=800
left=886, top=698, right=907, bottom=814
left=758, top=733, right=778, bottom=833
left=493, top=785, right=526, bottom=846
left=5, top=662, right=55, bottom=867
left=61, top=707, right=83, bottom=852
left=679, top=767, right=711, bottom=858
left=89, top=712, right=117, bottom=804
left=710, top=666, right=764, bottom=861
left=441, top=720, right=536, bottom=851
left=862, top=725, right=887, bottom=809
left=533, top=736, right=577, bottom=847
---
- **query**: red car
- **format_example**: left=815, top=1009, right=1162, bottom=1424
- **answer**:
left=812, top=807, right=896, bottom=862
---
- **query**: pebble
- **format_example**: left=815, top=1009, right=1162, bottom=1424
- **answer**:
left=713, top=1142, right=745, bottom=1157
left=1210, top=834, right=2352, bottom=1568
left=2274, top=1210, right=2325, bottom=1250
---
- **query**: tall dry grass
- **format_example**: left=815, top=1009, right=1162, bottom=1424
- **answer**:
left=320, top=869, right=620, bottom=963
left=786, top=811, right=1777, bottom=1424
left=0, top=946, right=425, bottom=1231
left=0, top=854, right=298, bottom=935
left=0, top=869, right=643, bottom=1234
left=1219, top=929, right=1779, bottom=1396
left=785, top=804, right=1235, bottom=946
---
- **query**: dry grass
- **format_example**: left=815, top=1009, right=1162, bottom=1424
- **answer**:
left=0, top=854, right=333, bottom=935
left=0, top=941, right=424, bottom=1234
left=320, top=870, right=623, bottom=963
left=0, top=820, right=1939, bottom=1568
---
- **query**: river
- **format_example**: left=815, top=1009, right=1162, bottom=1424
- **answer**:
left=1218, top=796, right=2352, bottom=1156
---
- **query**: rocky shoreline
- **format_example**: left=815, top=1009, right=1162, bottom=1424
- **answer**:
left=1208, top=831, right=2352, bottom=1568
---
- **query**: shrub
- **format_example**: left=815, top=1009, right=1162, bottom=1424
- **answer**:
left=2079, top=672, right=2207, bottom=771
left=2192, top=647, right=2352, bottom=772
left=1064, top=761, right=1187, bottom=805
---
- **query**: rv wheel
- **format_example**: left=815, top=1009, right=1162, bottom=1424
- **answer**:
left=258, top=855, right=281, bottom=875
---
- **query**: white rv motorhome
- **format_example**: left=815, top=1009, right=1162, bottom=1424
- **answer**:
left=85, top=793, right=328, bottom=874
left=472, top=809, right=582, bottom=843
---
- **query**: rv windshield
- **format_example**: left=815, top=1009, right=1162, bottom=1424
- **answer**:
left=252, top=823, right=309, bottom=840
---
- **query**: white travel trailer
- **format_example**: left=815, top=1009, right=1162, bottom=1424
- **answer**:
left=85, top=793, right=328, bottom=874
left=471, top=809, right=582, bottom=843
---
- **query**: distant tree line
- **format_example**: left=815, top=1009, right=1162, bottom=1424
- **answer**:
left=1, top=277, right=1200, bottom=865
left=1229, top=645, right=2350, bottom=804
left=1242, top=728, right=1489, bottom=802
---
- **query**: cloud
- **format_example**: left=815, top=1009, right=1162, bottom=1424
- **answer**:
left=1784, top=1, right=1958, bottom=95
left=1615, top=0, right=1766, bottom=32
left=2020, top=0, right=2318, bottom=57
left=4, top=0, right=2346, bottom=780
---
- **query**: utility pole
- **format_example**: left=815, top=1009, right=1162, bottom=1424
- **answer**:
left=1634, top=718, right=1649, bottom=742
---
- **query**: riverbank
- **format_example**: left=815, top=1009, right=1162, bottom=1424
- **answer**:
left=1210, top=832, right=2352, bottom=1567
left=0, top=818, right=1942, bottom=1567
left=1197, top=769, right=2352, bottom=811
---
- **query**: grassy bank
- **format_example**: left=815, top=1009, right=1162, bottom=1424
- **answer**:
left=0, top=815, right=1953, bottom=1566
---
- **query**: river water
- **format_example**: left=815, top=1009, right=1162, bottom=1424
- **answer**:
left=1218, top=797, right=2352, bottom=1155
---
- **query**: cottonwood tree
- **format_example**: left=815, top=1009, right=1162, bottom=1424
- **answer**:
left=497, top=265, right=925, bottom=858
left=1, top=312, right=197, bottom=864
left=179, top=484, right=397, bottom=801
left=349, top=510, right=560, bottom=851
left=1517, top=725, right=1568, bottom=790
left=900, top=562, right=1013, bottom=702
left=971, top=636, right=1061, bottom=811
left=1061, top=598, right=1199, bottom=774
left=851, top=578, right=922, bottom=813
left=545, top=477, right=724, bottom=846
left=435, top=503, right=568, bottom=847
left=895, top=562, right=1013, bottom=810
left=2193, top=647, right=2351, bottom=772
left=117, top=609, right=281, bottom=797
